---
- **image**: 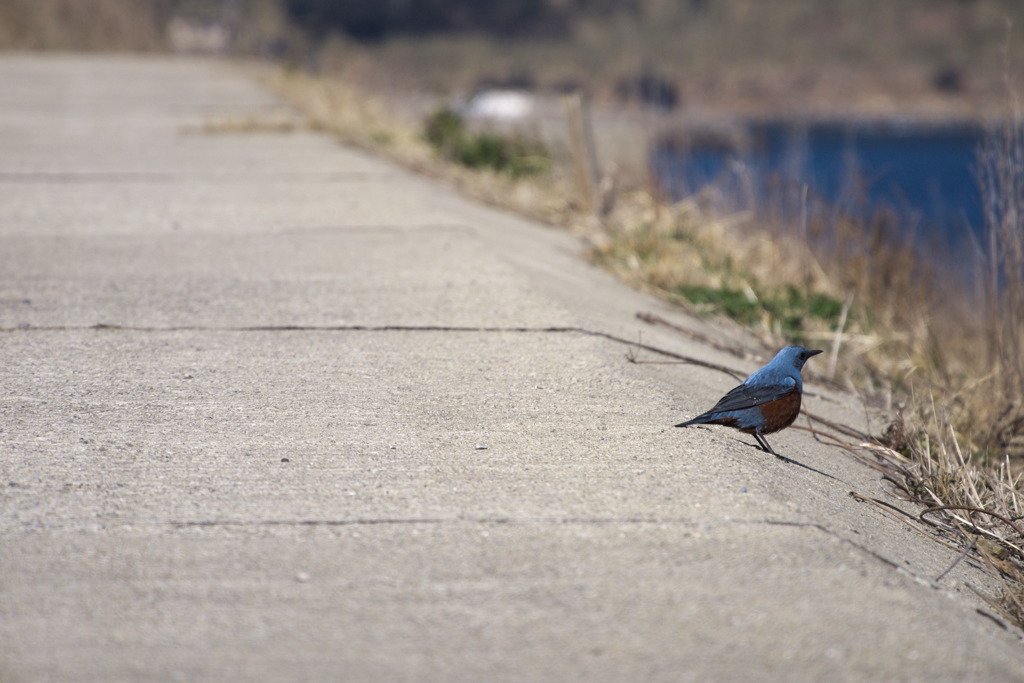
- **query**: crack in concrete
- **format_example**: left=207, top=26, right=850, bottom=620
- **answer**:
left=168, top=516, right=706, bottom=528
left=163, top=515, right=945, bottom=589
left=2, top=322, right=742, bottom=377
left=163, top=515, right=890, bottom=568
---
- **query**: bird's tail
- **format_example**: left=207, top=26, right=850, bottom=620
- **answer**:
left=675, top=415, right=712, bottom=428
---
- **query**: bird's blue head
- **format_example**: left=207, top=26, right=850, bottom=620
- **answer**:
left=773, top=345, right=823, bottom=371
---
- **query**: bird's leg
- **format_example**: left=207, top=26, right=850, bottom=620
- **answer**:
left=752, top=432, right=771, bottom=453
left=754, top=433, right=786, bottom=460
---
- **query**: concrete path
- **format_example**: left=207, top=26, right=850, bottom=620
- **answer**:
left=1, top=54, right=1021, bottom=681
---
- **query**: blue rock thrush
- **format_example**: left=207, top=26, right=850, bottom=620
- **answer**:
left=676, top=345, right=822, bottom=458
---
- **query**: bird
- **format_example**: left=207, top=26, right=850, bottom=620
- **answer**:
left=676, top=345, right=822, bottom=458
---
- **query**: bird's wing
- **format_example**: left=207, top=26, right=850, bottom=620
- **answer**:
left=704, top=376, right=797, bottom=413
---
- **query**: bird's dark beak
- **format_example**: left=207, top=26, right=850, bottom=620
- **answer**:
left=808, top=349, right=824, bottom=357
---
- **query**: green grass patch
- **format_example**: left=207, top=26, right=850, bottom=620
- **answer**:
left=423, top=107, right=550, bottom=178
left=677, top=284, right=760, bottom=325
left=677, top=282, right=846, bottom=344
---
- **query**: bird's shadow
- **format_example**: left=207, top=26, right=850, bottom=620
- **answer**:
left=736, top=438, right=842, bottom=483
left=682, top=425, right=845, bottom=484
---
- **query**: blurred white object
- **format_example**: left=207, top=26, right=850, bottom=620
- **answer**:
left=463, top=90, right=535, bottom=123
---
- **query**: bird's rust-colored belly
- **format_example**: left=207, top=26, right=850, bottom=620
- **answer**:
left=759, top=387, right=802, bottom=434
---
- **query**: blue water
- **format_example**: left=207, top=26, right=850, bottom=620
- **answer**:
left=652, top=120, right=986, bottom=251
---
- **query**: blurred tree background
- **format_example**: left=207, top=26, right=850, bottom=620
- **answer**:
left=2, top=0, right=1022, bottom=114
left=283, top=0, right=572, bottom=41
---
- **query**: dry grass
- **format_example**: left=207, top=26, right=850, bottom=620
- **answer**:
left=189, top=111, right=307, bottom=135
left=977, top=113, right=1024, bottom=455
left=260, top=67, right=422, bottom=153
left=860, top=403, right=1024, bottom=627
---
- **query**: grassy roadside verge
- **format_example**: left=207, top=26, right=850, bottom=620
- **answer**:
left=254, top=64, right=1024, bottom=628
